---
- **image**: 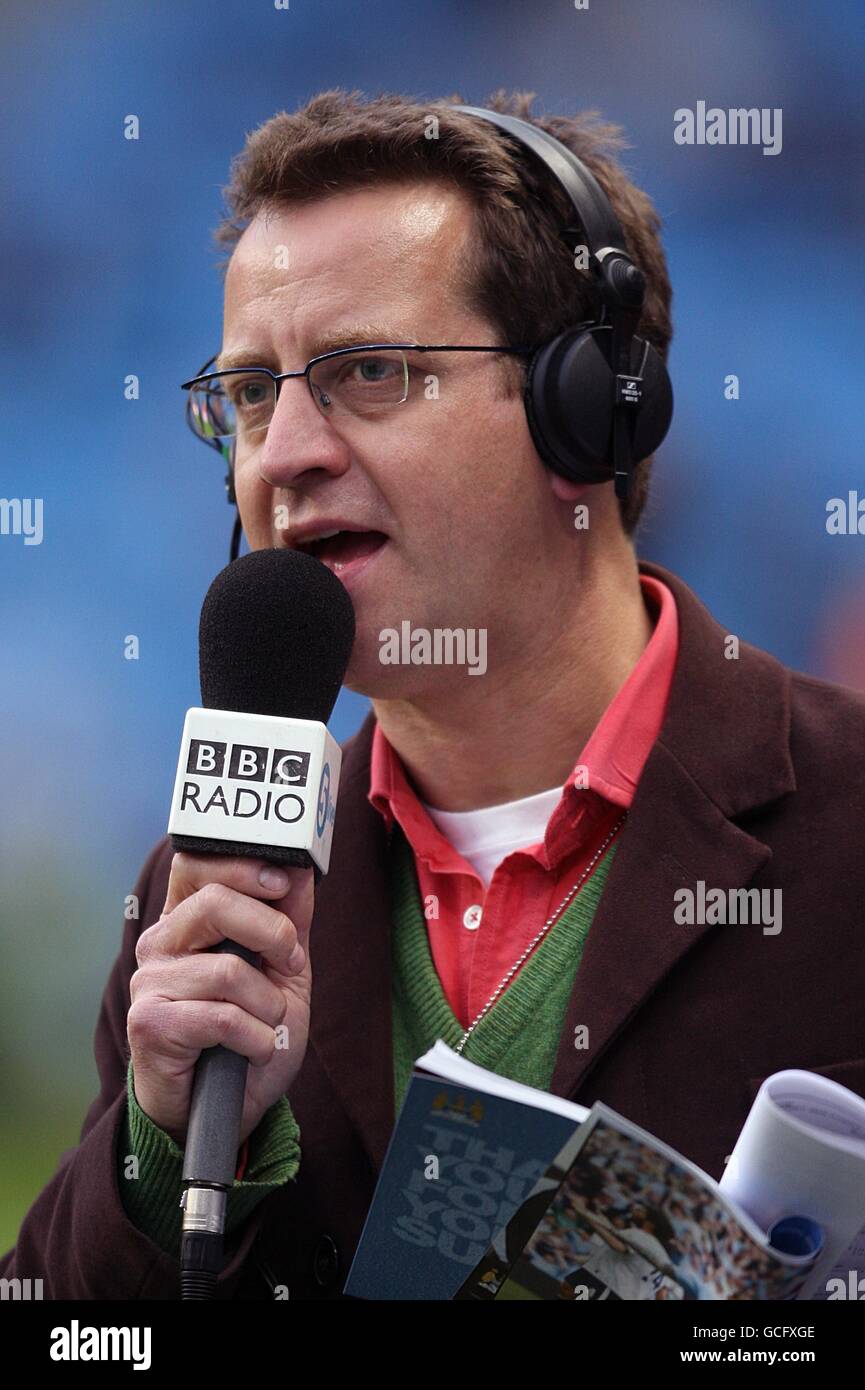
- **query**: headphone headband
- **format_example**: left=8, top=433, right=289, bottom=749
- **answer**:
left=453, top=105, right=628, bottom=256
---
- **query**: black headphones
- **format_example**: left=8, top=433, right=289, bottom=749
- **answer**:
left=454, top=105, right=673, bottom=505
left=208, top=105, right=673, bottom=561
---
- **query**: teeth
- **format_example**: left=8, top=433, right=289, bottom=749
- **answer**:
left=300, top=527, right=342, bottom=546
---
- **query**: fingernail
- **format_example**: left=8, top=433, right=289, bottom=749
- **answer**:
left=259, top=865, right=289, bottom=891
left=288, top=944, right=305, bottom=971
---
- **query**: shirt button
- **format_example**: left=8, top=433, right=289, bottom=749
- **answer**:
left=463, top=905, right=483, bottom=930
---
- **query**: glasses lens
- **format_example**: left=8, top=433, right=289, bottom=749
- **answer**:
left=309, top=349, right=408, bottom=415
left=187, top=372, right=275, bottom=442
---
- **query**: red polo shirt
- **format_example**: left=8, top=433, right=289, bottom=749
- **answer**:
left=368, top=574, right=678, bottom=1029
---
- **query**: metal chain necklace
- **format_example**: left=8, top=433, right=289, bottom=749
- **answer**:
left=454, top=814, right=627, bottom=1055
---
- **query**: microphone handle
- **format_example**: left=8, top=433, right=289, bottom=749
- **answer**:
left=182, top=939, right=262, bottom=1188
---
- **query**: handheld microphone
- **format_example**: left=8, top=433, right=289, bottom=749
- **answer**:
left=166, top=548, right=355, bottom=1300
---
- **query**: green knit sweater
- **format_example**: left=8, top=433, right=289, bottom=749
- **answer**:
left=390, top=825, right=617, bottom=1101
left=119, top=829, right=617, bottom=1257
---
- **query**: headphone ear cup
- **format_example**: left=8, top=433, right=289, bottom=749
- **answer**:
left=525, top=327, right=614, bottom=483
left=525, top=326, right=673, bottom=484
left=629, top=337, right=673, bottom=466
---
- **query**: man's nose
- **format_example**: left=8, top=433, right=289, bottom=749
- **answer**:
left=255, top=376, right=352, bottom=489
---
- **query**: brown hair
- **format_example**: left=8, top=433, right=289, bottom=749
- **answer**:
left=214, top=89, right=673, bottom=534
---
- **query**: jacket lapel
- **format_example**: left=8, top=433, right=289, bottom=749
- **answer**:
left=550, top=560, right=796, bottom=1098
left=307, top=711, right=396, bottom=1172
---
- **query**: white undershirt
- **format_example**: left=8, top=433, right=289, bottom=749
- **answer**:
left=418, top=784, right=564, bottom=888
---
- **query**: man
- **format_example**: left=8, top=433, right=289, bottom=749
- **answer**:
left=3, top=89, right=864, bottom=1300
left=557, top=1202, right=683, bottom=1301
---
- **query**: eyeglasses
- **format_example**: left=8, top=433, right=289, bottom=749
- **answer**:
left=181, top=342, right=533, bottom=453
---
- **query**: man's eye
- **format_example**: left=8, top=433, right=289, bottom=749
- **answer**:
left=349, top=357, right=400, bottom=383
left=227, top=378, right=269, bottom=409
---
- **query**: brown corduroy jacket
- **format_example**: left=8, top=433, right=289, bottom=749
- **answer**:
left=3, top=560, right=864, bottom=1299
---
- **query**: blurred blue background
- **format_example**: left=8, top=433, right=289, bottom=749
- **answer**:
left=1, top=0, right=863, bottom=1245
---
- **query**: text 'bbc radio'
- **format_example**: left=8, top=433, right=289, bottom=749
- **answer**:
left=180, top=740, right=313, bottom=823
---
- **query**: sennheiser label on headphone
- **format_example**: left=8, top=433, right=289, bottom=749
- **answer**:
left=616, top=374, right=643, bottom=407
left=168, top=708, right=341, bottom=872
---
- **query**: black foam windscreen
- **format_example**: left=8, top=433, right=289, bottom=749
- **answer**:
left=198, top=548, right=356, bottom=721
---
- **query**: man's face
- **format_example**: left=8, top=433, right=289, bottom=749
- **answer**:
left=222, top=180, right=589, bottom=695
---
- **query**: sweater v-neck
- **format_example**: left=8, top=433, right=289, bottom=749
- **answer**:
left=389, top=823, right=620, bottom=1108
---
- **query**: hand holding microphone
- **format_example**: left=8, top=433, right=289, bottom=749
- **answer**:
left=129, top=850, right=314, bottom=1146
left=126, top=548, right=355, bottom=1298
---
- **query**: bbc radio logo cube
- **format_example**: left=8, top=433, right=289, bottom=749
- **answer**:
left=187, top=740, right=311, bottom=787
left=168, top=708, right=342, bottom=873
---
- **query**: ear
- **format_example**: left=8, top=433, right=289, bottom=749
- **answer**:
left=548, top=472, right=591, bottom=503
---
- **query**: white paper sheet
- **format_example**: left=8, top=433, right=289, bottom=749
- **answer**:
left=719, top=1069, right=865, bottom=1300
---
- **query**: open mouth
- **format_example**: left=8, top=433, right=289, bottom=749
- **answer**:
left=295, top=529, right=389, bottom=574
